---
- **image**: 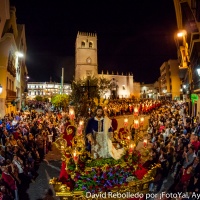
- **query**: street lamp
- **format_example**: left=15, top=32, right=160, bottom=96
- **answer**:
left=197, top=69, right=200, bottom=77
left=15, top=51, right=24, bottom=58
left=0, top=85, right=2, bottom=94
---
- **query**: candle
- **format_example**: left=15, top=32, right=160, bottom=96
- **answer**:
left=79, top=120, right=84, bottom=126
left=77, top=126, right=83, bottom=135
left=69, top=108, right=75, bottom=120
left=140, top=117, right=144, bottom=126
left=73, top=151, right=78, bottom=162
left=143, top=139, right=148, bottom=147
left=127, top=136, right=130, bottom=140
left=124, top=118, right=128, bottom=127
left=79, top=120, right=84, bottom=130
left=134, top=107, right=139, bottom=116
left=134, top=119, right=139, bottom=129
left=129, top=144, right=135, bottom=154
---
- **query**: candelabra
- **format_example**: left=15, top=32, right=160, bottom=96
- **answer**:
left=54, top=112, right=87, bottom=174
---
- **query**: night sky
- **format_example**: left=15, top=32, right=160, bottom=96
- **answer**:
left=10, top=0, right=178, bottom=83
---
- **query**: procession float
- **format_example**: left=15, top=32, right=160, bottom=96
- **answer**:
left=49, top=106, right=160, bottom=200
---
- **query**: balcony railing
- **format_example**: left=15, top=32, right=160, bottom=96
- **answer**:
left=6, top=89, right=16, bottom=101
left=7, top=60, right=16, bottom=77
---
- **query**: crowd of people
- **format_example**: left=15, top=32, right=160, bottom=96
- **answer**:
left=105, top=99, right=161, bottom=117
left=0, top=111, right=60, bottom=199
left=1, top=98, right=200, bottom=199
left=143, top=101, right=200, bottom=198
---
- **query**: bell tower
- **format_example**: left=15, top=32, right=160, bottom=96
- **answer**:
left=75, top=32, right=98, bottom=80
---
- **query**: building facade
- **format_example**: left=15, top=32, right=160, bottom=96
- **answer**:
left=75, top=32, right=135, bottom=99
left=27, top=82, right=72, bottom=100
left=174, top=0, right=200, bottom=115
left=140, top=82, right=159, bottom=99
left=159, top=59, right=181, bottom=100
left=0, top=2, right=28, bottom=118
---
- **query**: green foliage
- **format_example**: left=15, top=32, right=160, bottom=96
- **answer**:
left=85, top=158, right=123, bottom=168
left=51, top=94, right=69, bottom=111
left=43, top=96, right=49, bottom=102
left=98, top=76, right=111, bottom=97
left=35, top=95, right=43, bottom=101
left=70, top=76, right=110, bottom=116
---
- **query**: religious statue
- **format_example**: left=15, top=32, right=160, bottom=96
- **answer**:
left=85, top=106, right=124, bottom=160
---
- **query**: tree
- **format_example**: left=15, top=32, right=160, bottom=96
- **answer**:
left=70, top=76, right=110, bottom=117
left=98, top=76, right=111, bottom=98
left=51, top=94, right=69, bottom=111
left=70, top=76, right=98, bottom=116
left=35, top=95, right=43, bottom=102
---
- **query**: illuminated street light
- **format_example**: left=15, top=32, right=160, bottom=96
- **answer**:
left=177, top=30, right=187, bottom=38
left=15, top=51, right=24, bottom=58
left=197, top=69, right=200, bottom=77
left=0, top=85, right=2, bottom=94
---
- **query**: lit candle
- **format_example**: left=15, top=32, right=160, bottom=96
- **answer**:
left=124, top=118, right=128, bottom=127
left=140, top=117, right=144, bottom=126
left=61, top=145, right=64, bottom=150
left=79, top=120, right=84, bottom=126
left=69, top=108, right=75, bottom=120
left=134, top=107, right=139, bottom=116
left=73, top=151, right=78, bottom=162
left=134, top=119, right=139, bottom=129
left=143, top=139, right=148, bottom=147
left=129, top=144, right=135, bottom=154
left=127, top=136, right=130, bottom=140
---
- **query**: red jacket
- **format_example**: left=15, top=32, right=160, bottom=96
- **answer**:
left=2, top=172, right=16, bottom=191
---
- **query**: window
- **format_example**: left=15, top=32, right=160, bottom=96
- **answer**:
left=81, top=41, right=85, bottom=47
left=89, top=42, right=93, bottom=48
left=9, top=79, right=11, bottom=90
left=6, top=78, right=8, bottom=89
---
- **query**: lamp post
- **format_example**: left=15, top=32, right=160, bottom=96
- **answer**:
left=175, top=29, right=193, bottom=114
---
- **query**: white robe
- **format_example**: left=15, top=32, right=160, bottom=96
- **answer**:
left=91, top=116, right=124, bottom=160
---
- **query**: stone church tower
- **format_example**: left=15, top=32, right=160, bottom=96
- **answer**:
left=75, top=32, right=98, bottom=80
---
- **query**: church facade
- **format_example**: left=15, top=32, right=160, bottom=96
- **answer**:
left=75, top=32, right=134, bottom=99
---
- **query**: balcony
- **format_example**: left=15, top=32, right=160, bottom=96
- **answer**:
left=7, top=60, right=16, bottom=77
left=6, top=89, right=17, bottom=102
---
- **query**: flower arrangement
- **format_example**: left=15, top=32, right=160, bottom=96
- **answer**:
left=61, top=150, right=147, bottom=194
left=73, top=164, right=136, bottom=194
